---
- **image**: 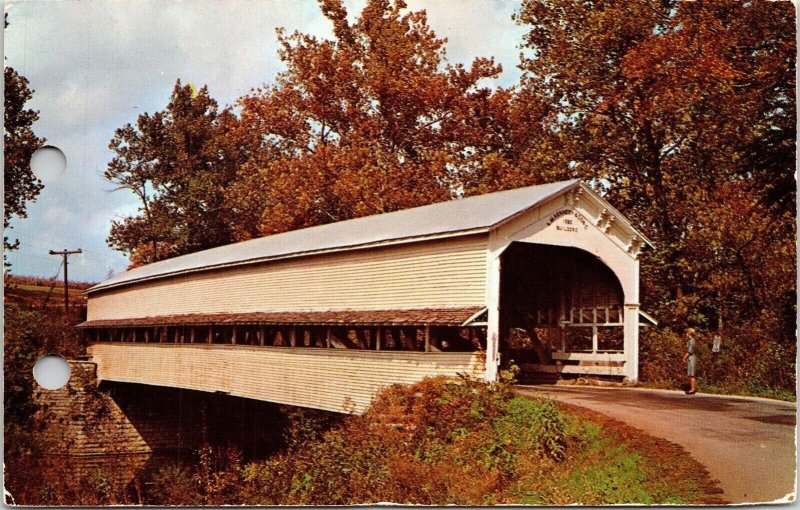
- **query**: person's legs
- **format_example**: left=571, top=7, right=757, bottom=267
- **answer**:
left=689, top=376, right=696, bottom=394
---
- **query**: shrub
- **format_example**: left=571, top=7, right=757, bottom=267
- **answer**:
left=639, top=322, right=796, bottom=398
left=494, top=397, right=567, bottom=461
left=145, top=464, right=196, bottom=505
left=236, top=375, right=569, bottom=505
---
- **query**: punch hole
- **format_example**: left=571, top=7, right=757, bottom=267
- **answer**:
left=33, top=354, right=71, bottom=390
left=30, top=145, right=67, bottom=183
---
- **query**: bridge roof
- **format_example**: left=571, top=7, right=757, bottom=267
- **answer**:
left=90, top=179, right=580, bottom=293
left=77, top=307, right=484, bottom=328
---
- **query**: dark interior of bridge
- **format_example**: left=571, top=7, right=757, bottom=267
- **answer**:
left=499, top=242, right=625, bottom=368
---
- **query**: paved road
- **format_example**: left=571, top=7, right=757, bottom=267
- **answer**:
left=516, top=385, right=796, bottom=504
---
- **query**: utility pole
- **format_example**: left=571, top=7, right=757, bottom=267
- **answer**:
left=49, top=249, right=82, bottom=316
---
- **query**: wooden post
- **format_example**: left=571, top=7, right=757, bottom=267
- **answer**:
left=231, top=326, right=237, bottom=345
left=353, top=328, right=365, bottom=349
left=485, top=230, right=503, bottom=381
left=190, top=327, right=196, bottom=344
left=259, top=326, right=265, bottom=346
left=207, top=326, right=213, bottom=344
left=326, top=328, right=332, bottom=348
left=376, top=327, right=382, bottom=351
left=424, top=325, right=431, bottom=352
left=290, top=327, right=297, bottom=347
left=623, top=304, right=639, bottom=381
left=592, top=325, right=598, bottom=353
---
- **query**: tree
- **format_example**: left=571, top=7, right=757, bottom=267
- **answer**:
left=105, top=81, right=245, bottom=265
left=514, top=0, right=796, bottom=330
left=227, top=0, right=507, bottom=239
left=4, top=15, right=45, bottom=266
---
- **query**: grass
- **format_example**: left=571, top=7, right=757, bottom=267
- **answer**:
left=697, top=383, right=796, bottom=402
left=9, top=283, right=52, bottom=292
left=505, top=405, right=725, bottom=505
left=637, top=380, right=796, bottom=402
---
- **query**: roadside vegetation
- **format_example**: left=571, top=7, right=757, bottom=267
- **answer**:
left=135, top=374, right=725, bottom=506
left=639, top=327, right=796, bottom=402
left=4, top=304, right=86, bottom=505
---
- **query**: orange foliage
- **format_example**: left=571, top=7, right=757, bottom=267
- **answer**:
left=227, top=0, right=514, bottom=238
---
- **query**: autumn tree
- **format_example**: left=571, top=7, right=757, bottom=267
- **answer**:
left=4, top=15, right=45, bottom=266
left=227, top=0, right=511, bottom=238
left=514, top=0, right=796, bottom=333
left=105, top=81, right=245, bottom=265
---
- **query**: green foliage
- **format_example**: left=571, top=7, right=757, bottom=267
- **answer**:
left=4, top=305, right=84, bottom=430
left=563, top=445, right=651, bottom=505
left=639, top=328, right=685, bottom=387
left=145, top=464, right=195, bottom=505
left=508, top=418, right=701, bottom=506
left=640, top=322, right=796, bottom=398
left=105, top=80, right=246, bottom=266
left=3, top=304, right=90, bottom=504
left=4, top=58, right=45, bottom=262
left=495, top=397, right=567, bottom=461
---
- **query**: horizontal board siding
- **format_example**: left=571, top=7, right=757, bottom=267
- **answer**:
left=88, top=236, right=488, bottom=321
left=87, top=344, right=485, bottom=414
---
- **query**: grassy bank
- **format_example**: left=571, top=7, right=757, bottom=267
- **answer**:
left=140, top=375, right=724, bottom=505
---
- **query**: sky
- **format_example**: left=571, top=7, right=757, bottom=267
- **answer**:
left=4, top=0, right=527, bottom=283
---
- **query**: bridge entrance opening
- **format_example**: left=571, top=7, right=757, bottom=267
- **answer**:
left=499, top=242, right=626, bottom=381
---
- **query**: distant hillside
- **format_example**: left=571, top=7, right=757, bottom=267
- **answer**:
left=4, top=275, right=96, bottom=309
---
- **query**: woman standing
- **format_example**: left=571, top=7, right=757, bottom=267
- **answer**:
left=682, top=328, right=697, bottom=395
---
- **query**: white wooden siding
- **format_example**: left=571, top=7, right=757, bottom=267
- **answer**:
left=87, top=344, right=485, bottom=414
left=88, top=236, right=488, bottom=321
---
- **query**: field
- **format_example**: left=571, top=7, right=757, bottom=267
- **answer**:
left=4, top=275, right=94, bottom=310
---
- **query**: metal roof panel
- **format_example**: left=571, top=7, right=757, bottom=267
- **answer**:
left=89, top=179, right=579, bottom=292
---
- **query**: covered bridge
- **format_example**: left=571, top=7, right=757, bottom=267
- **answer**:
left=80, top=179, right=653, bottom=413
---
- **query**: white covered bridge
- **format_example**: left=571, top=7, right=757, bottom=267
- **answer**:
left=80, top=179, right=653, bottom=413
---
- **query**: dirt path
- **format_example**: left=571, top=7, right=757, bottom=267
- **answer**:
left=516, top=385, right=796, bottom=504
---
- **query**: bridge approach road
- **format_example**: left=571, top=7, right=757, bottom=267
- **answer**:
left=516, top=385, right=796, bottom=504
